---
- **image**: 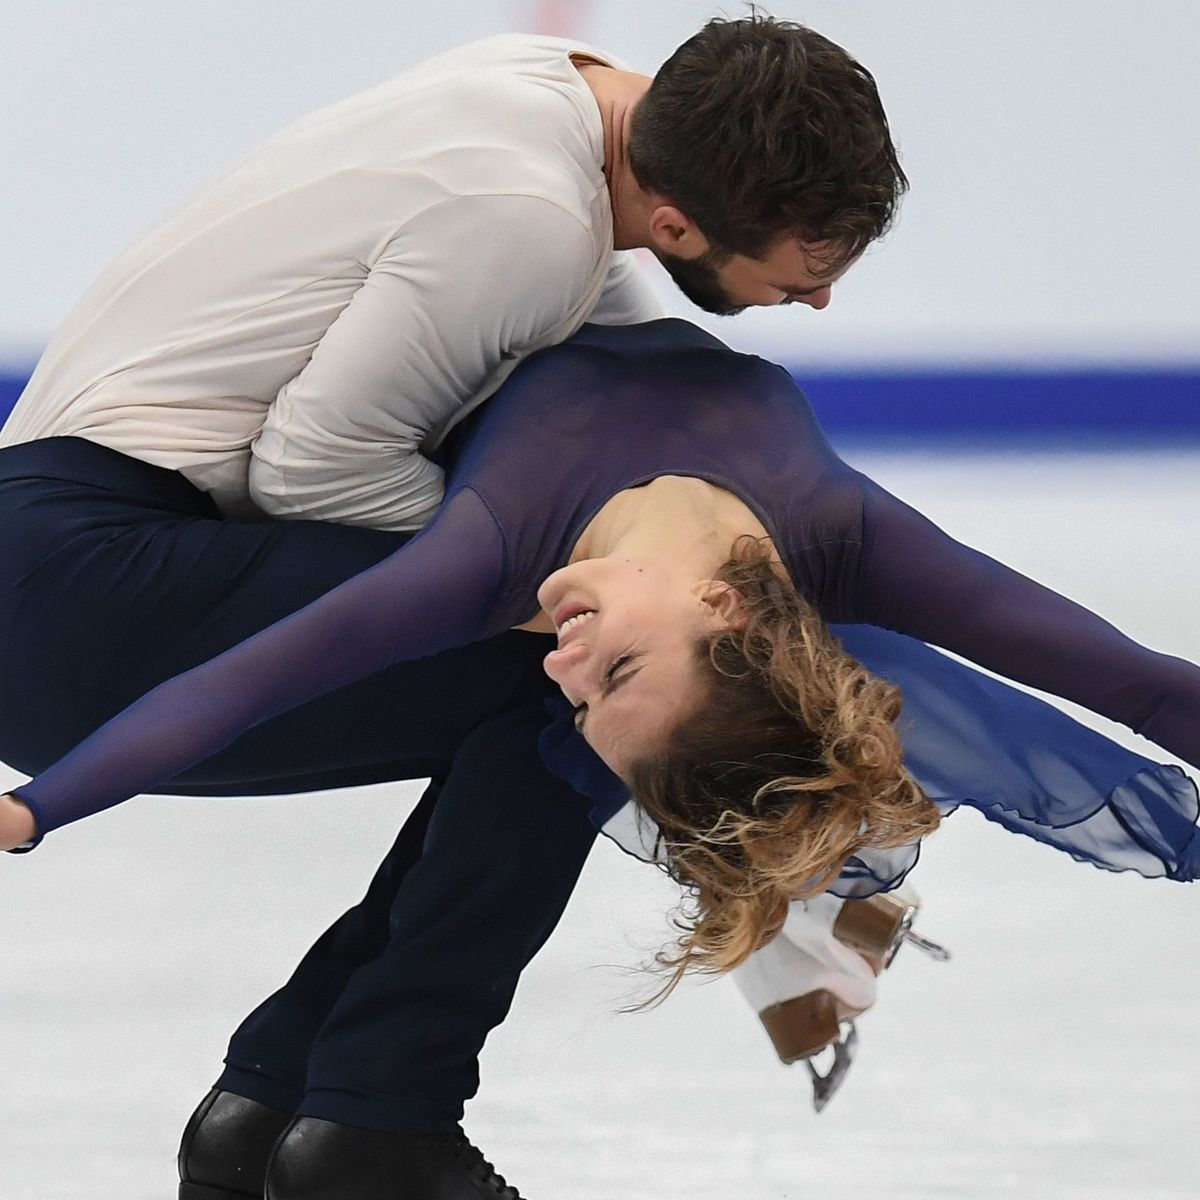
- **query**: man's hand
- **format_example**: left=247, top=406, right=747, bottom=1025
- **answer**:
left=0, top=794, right=37, bottom=851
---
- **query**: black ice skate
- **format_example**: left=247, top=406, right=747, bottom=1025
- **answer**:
left=178, top=1088, right=294, bottom=1200
left=265, top=1115, right=525, bottom=1200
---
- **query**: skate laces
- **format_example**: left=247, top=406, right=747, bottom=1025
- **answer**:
left=450, top=1130, right=523, bottom=1199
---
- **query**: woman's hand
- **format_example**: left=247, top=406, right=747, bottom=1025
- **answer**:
left=0, top=794, right=37, bottom=851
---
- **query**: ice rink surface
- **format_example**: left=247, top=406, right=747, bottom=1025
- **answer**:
left=2, top=448, right=1197, bottom=1200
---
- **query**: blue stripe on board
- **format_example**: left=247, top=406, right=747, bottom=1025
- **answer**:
left=1, top=372, right=25, bottom=428
left=3, top=366, right=1199, bottom=440
left=796, top=367, right=1200, bottom=442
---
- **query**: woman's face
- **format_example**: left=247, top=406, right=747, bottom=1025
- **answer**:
left=536, top=558, right=739, bottom=777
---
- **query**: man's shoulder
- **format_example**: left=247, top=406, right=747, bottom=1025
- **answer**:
left=399, top=38, right=612, bottom=222
left=415, top=32, right=627, bottom=77
left=405, top=33, right=619, bottom=108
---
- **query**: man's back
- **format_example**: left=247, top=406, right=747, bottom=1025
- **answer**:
left=4, top=34, right=654, bottom=523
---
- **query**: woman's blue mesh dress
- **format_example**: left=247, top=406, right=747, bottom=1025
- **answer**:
left=10, top=320, right=1199, bottom=885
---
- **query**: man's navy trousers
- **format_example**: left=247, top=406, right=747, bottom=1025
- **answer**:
left=0, top=435, right=596, bottom=1132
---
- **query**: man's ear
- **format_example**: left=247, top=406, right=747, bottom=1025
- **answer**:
left=695, top=580, right=749, bottom=631
left=646, top=203, right=709, bottom=259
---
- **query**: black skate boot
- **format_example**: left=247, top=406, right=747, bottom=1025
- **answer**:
left=265, top=1115, right=525, bottom=1199
left=178, top=1088, right=294, bottom=1199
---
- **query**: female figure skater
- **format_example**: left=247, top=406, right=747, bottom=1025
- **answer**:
left=3, top=318, right=1197, bottom=1199
left=5, top=316, right=1195, bottom=880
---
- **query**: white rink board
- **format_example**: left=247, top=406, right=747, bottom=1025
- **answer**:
left=2, top=448, right=1197, bottom=1200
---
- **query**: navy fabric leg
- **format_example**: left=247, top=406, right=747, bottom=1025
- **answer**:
left=292, top=702, right=596, bottom=1132
left=0, top=437, right=555, bottom=787
left=0, top=438, right=592, bottom=1127
left=215, top=778, right=446, bottom=1112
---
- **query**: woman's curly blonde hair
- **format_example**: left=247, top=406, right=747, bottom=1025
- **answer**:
left=626, top=537, right=938, bottom=999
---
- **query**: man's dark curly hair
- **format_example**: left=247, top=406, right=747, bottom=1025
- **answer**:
left=629, top=10, right=908, bottom=267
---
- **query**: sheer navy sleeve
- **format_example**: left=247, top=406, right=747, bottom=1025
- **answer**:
left=855, top=475, right=1200, bottom=770
left=10, top=488, right=507, bottom=840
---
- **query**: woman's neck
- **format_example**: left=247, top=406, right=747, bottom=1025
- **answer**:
left=573, top=476, right=773, bottom=576
left=513, top=477, right=776, bottom=634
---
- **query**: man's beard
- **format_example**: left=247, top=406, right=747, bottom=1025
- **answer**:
left=658, top=246, right=747, bottom=317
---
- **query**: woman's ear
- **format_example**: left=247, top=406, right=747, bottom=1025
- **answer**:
left=695, top=580, right=749, bottom=631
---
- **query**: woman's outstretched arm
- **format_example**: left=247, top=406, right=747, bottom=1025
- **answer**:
left=854, top=474, right=1200, bottom=770
left=3, top=488, right=507, bottom=849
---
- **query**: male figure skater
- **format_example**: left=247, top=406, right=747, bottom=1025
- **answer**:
left=0, top=15, right=906, bottom=1199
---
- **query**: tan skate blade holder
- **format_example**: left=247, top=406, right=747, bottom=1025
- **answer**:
left=757, top=887, right=950, bottom=1111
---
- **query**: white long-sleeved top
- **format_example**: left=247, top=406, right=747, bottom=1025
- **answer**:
left=1, top=34, right=661, bottom=526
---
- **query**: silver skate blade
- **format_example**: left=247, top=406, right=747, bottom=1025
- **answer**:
left=903, top=928, right=952, bottom=962
left=805, top=1021, right=859, bottom=1112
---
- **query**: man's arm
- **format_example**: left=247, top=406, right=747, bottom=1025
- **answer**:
left=249, top=193, right=597, bottom=530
